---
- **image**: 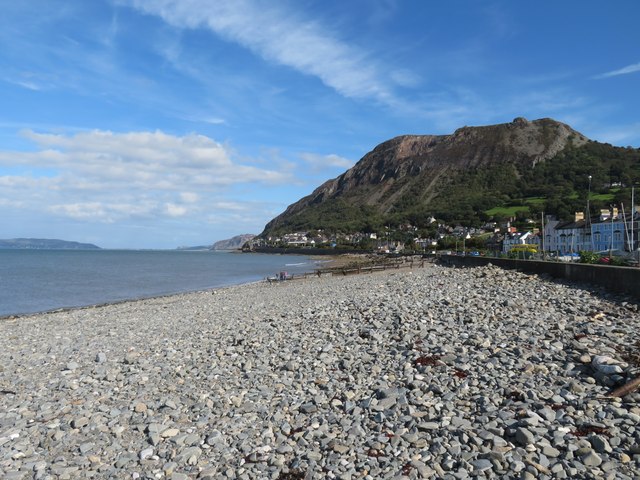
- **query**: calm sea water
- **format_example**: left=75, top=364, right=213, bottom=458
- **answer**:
left=0, top=250, right=316, bottom=317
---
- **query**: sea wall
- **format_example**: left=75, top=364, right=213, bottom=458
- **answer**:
left=438, top=255, right=640, bottom=299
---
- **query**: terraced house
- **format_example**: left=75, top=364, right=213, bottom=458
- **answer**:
left=543, top=208, right=640, bottom=255
left=591, top=208, right=639, bottom=254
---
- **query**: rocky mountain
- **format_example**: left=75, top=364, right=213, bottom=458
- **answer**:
left=211, top=234, right=256, bottom=250
left=0, top=238, right=101, bottom=250
left=260, top=117, right=608, bottom=235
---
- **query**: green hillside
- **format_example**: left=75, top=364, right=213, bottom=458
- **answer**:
left=261, top=119, right=640, bottom=237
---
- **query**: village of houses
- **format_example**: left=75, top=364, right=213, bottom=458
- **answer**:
left=257, top=206, right=640, bottom=263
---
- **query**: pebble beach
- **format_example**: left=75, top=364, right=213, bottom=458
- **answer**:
left=1, top=263, right=639, bottom=479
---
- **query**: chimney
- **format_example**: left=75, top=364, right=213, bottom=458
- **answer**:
left=574, top=212, right=584, bottom=222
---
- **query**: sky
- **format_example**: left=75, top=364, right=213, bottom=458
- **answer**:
left=1, top=1, right=639, bottom=249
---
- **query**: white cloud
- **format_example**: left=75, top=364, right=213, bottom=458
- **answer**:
left=180, top=192, right=199, bottom=203
left=0, top=198, right=25, bottom=208
left=595, top=62, right=640, bottom=79
left=0, top=129, right=292, bottom=223
left=300, top=152, right=354, bottom=170
left=201, top=117, right=227, bottom=125
left=122, top=0, right=402, bottom=105
left=211, top=201, right=250, bottom=212
left=165, top=203, right=188, bottom=217
left=47, top=202, right=114, bottom=222
left=205, top=199, right=285, bottom=227
left=46, top=199, right=162, bottom=223
left=6, top=129, right=290, bottom=187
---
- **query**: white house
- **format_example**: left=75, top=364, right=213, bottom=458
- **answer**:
left=502, top=231, right=540, bottom=253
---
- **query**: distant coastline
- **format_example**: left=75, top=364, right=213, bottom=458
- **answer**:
left=0, top=238, right=101, bottom=250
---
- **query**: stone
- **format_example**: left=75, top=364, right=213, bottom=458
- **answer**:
left=79, top=442, right=94, bottom=454
left=299, top=402, right=317, bottom=414
left=161, top=428, right=180, bottom=438
left=65, top=361, right=80, bottom=371
left=332, top=443, right=350, bottom=454
left=542, top=445, right=561, bottom=457
left=590, top=435, right=612, bottom=453
left=581, top=450, right=603, bottom=467
left=139, top=447, right=154, bottom=460
left=471, top=459, right=493, bottom=472
left=515, top=427, right=535, bottom=446
left=71, top=417, right=89, bottom=429
left=418, top=422, right=439, bottom=430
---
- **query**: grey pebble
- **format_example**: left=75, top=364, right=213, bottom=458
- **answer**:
left=582, top=450, right=603, bottom=467
left=1, top=263, right=638, bottom=479
left=515, top=427, right=535, bottom=446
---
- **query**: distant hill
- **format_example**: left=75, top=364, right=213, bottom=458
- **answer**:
left=0, top=238, right=101, bottom=250
left=211, top=234, right=256, bottom=250
left=176, top=245, right=211, bottom=251
left=261, top=117, right=640, bottom=235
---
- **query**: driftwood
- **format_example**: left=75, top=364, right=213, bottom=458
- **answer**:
left=609, top=375, right=640, bottom=397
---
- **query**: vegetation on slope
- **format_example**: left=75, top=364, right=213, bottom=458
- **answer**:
left=263, top=141, right=640, bottom=237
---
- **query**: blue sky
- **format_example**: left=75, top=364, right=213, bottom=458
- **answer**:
left=1, top=0, right=639, bottom=249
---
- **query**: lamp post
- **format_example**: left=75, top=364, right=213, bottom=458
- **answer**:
left=541, top=211, right=546, bottom=261
left=463, top=233, right=470, bottom=255
left=631, top=184, right=638, bottom=264
left=610, top=204, right=614, bottom=260
left=587, top=175, right=594, bottom=251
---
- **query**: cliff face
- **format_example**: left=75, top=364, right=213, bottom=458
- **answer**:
left=262, top=118, right=588, bottom=235
left=211, top=234, right=256, bottom=250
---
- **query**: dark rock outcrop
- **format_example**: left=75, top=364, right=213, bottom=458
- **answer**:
left=211, top=234, right=256, bottom=251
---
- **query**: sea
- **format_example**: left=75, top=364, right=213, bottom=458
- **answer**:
left=0, top=249, right=318, bottom=317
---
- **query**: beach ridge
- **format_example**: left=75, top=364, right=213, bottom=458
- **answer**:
left=1, top=264, right=639, bottom=478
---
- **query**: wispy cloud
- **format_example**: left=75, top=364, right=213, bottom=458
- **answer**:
left=595, top=62, right=640, bottom=79
left=586, top=123, right=640, bottom=145
left=122, top=0, right=402, bottom=105
left=3, top=75, right=43, bottom=91
left=300, top=152, right=354, bottom=171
